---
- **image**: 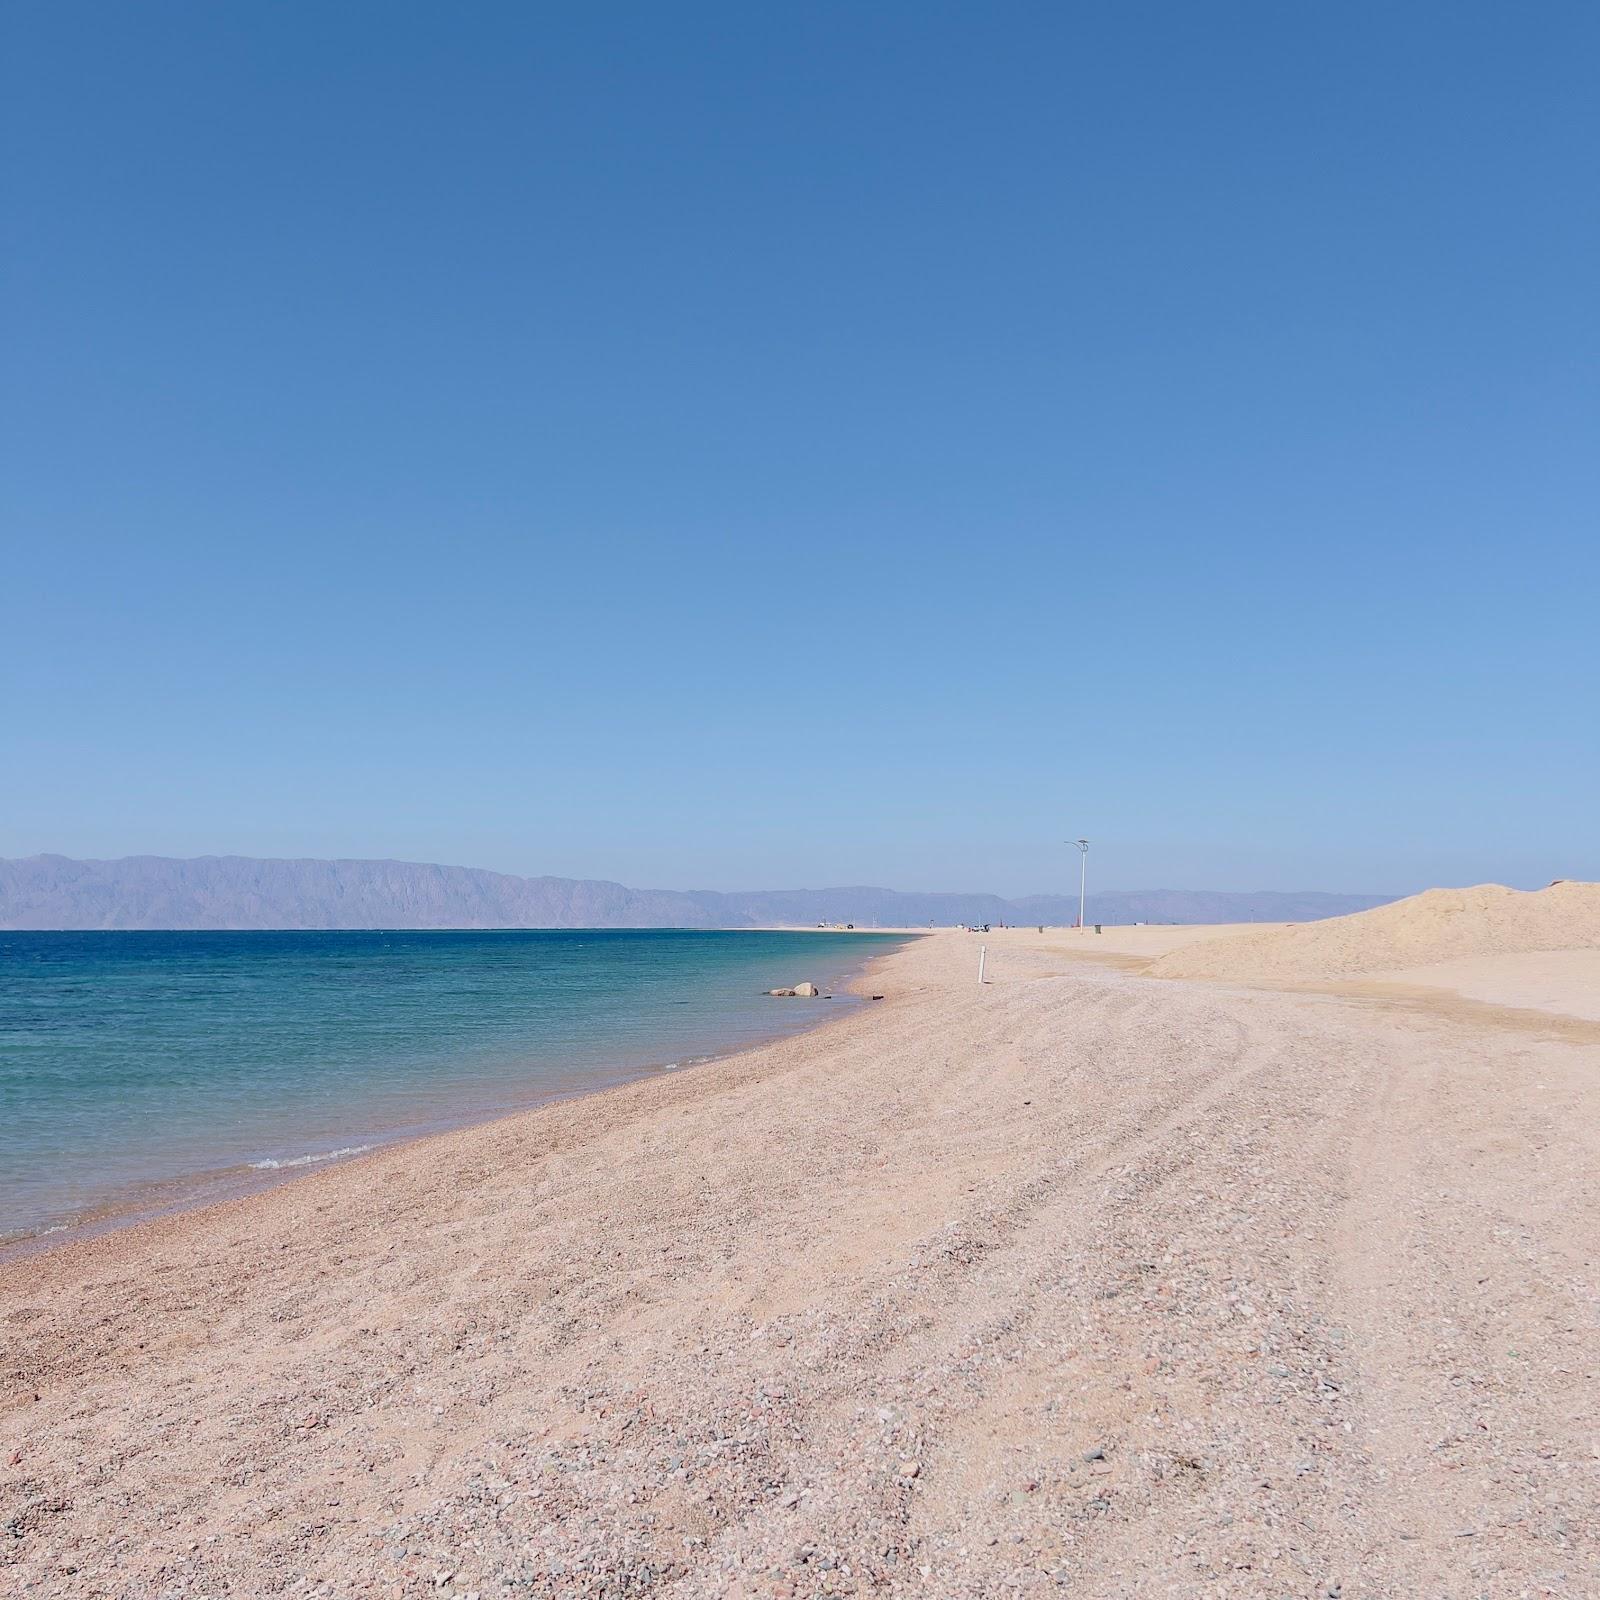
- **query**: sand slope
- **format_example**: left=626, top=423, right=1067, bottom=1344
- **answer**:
left=1149, top=880, right=1600, bottom=984
left=1370, top=948, right=1600, bottom=1021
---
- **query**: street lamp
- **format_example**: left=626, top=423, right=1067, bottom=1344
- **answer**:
left=1068, top=838, right=1089, bottom=929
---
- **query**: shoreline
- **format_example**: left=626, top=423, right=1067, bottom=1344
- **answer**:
left=0, top=932, right=916, bottom=1267
left=3, top=927, right=1594, bottom=1597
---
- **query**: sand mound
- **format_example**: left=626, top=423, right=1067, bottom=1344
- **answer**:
left=1149, top=881, right=1600, bottom=985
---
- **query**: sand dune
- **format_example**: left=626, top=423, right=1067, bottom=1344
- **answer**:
left=1149, top=880, right=1600, bottom=985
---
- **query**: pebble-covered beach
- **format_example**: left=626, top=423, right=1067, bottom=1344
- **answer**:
left=3, top=921, right=1596, bottom=1598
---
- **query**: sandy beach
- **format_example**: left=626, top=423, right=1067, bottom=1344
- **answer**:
left=3, top=906, right=1597, bottom=1599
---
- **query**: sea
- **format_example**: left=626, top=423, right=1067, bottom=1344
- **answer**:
left=0, top=928, right=905, bottom=1248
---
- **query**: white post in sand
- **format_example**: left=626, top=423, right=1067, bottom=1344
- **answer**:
left=978, top=945, right=987, bottom=985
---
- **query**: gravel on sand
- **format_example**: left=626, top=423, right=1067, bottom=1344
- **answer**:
left=2, top=927, right=1597, bottom=1598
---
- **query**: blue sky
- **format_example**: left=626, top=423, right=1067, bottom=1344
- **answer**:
left=3, top=2, right=1596, bottom=896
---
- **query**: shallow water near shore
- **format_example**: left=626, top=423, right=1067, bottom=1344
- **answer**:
left=0, top=928, right=905, bottom=1245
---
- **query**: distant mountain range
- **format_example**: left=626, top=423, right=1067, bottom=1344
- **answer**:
left=0, top=855, right=1395, bottom=930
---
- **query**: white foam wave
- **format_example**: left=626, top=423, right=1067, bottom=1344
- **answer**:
left=248, top=1143, right=373, bottom=1171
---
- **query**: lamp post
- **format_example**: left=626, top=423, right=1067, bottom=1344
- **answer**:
left=1069, top=838, right=1089, bottom=929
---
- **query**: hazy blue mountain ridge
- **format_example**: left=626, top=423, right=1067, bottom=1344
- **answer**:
left=0, top=855, right=1394, bottom=930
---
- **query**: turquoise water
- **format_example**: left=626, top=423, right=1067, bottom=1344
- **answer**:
left=0, top=929, right=903, bottom=1244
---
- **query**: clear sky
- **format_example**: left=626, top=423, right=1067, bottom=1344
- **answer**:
left=4, top=2, right=1596, bottom=897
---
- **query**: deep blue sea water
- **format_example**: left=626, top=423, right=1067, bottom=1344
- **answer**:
left=0, top=929, right=904, bottom=1245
